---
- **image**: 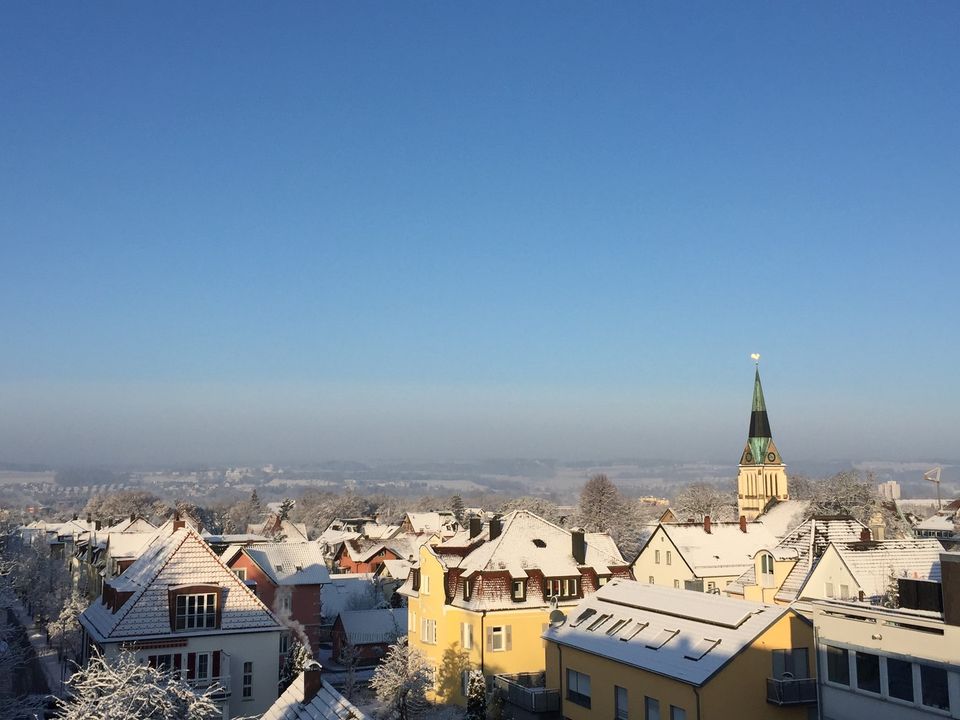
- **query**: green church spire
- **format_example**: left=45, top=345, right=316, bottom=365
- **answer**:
left=743, top=365, right=779, bottom=465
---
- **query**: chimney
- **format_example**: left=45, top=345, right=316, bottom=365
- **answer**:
left=86, top=513, right=92, bottom=524
left=172, top=511, right=185, bottom=532
left=72, top=514, right=78, bottom=521
left=469, top=517, right=482, bottom=539
left=571, top=529, right=586, bottom=565
left=860, top=528, right=871, bottom=542
left=703, top=516, right=712, bottom=534
left=489, top=516, right=502, bottom=541
left=95, top=520, right=102, bottom=531
left=942, top=552, right=960, bottom=626
left=130, top=512, right=136, bottom=522
left=302, top=661, right=322, bottom=703
left=739, top=515, right=747, bottom=533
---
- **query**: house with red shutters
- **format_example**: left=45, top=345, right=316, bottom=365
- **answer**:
left=79, top=521, right=283, bottom=720
left=221, top=542, right=330, bottom=653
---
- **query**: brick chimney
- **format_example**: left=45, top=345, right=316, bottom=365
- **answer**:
left=172, top=511, right=185, bottom=532
left=130, top=512, right=136, bottom=522
left=703, top=516, right=712, bottom=534
left=739, top=515, right=747, bottom=533
left=469, top=517, right=482, bottom=539
left=489, top=516, right=502, bottom=541
left=302, top=661, right=323, bottom=703
left=571, top=529, right=586, bottom=564
left=860, top=528, right=871, bottom=542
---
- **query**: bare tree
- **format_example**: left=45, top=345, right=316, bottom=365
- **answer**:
left=672, top=483, right=736, bottom=522
left=577, top=474, right=625, bottom=533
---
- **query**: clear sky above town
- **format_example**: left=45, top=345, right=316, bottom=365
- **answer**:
left=1, top=3, right=958, bottom=465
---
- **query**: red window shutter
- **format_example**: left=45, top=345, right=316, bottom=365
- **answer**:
left=212, top=650, right=220, bottom=679
left=187, top=653, right=196, bottom=680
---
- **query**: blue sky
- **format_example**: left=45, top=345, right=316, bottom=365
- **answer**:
left=1, top=3, right=958, bottom=464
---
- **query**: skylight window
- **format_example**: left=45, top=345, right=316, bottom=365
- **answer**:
left=606, top=619, right=629, bottom=635
left=532, top=539, right=546, bottom=548
left=645, top=628, right=679, bottom=649
left=620, top=621, right=648, bottom=641
left=275, top=565, right=284, bottom=572
left=684, top=638, right=721, bottom=661
left=570, top=609, right=597, bottom=628
left=587, top=613, right=613, bottom=631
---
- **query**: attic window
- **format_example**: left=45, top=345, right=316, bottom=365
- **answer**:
left=275, top=565, right=284, bottom=572
left=606, top=619, right=629, bottom=635
left=620, top=621, right=649, bottom=641
left=532, top=539, right=546, bottom=548
left=587, top=613, right=613, bottom=631
left=570, top=608, right=597, bottom=628
left=645, top=628, right=679, bottom=650
left=684, top=638, right=721, bottom=661
left=295, top=565, right=303, bottom=572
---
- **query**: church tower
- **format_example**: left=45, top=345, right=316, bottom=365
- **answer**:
left=736, top=364, right=788, bottom=520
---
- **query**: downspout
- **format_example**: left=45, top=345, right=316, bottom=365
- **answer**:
left=693, top=686, right=702, bottom=720
left=480, top=609, right=487, bottom=675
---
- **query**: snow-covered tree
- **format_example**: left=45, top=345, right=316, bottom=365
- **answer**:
left=279, top=639, right=311, bottom=693
left=57, top=651, right=222, bottom=720
left=370, top=637, right=431, bottom=720
left=82, top=490, right=159, bottom=523
left=800, top=470, right=880, bottom=525
left=672, top=482, right=736, bottom=522
left=450, top=495, right=465, bottom=522
left=278, top=497, right=295, bottom=521
left=881, top=567, right=901, bottom=608
left=577, top=474, right=625, bottom=533
left=50, top=588, right=87, bottom=662
left=465, top=670, right=486, bottom=720
left=498, top=497, right=564, bottom=525
left=340, top=640, right=361, bottom=700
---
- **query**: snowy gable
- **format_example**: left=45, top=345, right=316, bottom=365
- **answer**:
left=81, top=528, right=279, bottom=641
left=661, top=522, right=778, bottom=578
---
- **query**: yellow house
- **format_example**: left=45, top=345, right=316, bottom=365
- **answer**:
left=542, top=580, right=816, bottom=720
left=631, top=517, right=777, bottom=594
left=398, top=510, right=630, bottom=705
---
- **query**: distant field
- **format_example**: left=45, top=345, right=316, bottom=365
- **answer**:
left=0, top=471, right=56, bottom=485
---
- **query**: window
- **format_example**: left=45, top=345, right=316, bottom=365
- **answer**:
left=655, top=550, right=661, bottom=564
left=566, top=669, right=591, bottom=708
left=615, top=685, right=628, bottom=720
left=544, top=578, right=579, bottom=600
left=825, top=582, right=834, bottom=598
left=598, top=576, right=609, bottom=587
left=463, top=579, right=472, bottom=601
left=175, top=593, right=216, bottom=630
left=195, top=652, right=211, bottom=681
left=920, top=664, right=950, bottom=710
left=279, top=632, right=290, bottom=655
left=149, top=654, right=174, bottom=672
left=644, top=697, right=660, bottom=720
left=242, top=662, right=253, bottom=699
left=489, top=625, right=510, bottom=652
left=826, top=646, right=849, bottom=685
left=839, top=584, right=850, bottom=600
left=673, top=580, right=680, bottom=589
left=461, top=622, right=473, bottom=650
left=421, top=575, right=430, bottom=595
left=648, top=576, right=655, bottom=584
left=280, top=596, right=291, bottom=612
left=707, top=581, right=716, bottom=593
left=855, top=652, right=881, bottom=694
left=234, top=568, right=246, bottom=581
left=512, top=579, right=526, bottom=601
left=666, top=551, right=672, bottom=566
left=886, top=658, right=914, bottom=702
left=461, top=669, right=471, bottom=697
left=772, top=648, right=808, bottom=679
left=761, top=554, right=774, bottom=575
left=670, top=708, right=686, bottom=720
left=420, top=618, right=437, bottom=644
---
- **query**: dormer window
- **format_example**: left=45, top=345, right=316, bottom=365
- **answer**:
left=512, top=579, right=527, bottom=601
left=545, top=577, right=580, bottom=600
left=176, top=593, right=216, bottom=630
left=168, top=585, right=221, bottom=631
left=463, top=578, right=473, bottom=601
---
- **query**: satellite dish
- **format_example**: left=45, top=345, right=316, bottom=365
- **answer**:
left=548, top=595, right=566, bottom=626
left=305, top=660, right=322, bottom=671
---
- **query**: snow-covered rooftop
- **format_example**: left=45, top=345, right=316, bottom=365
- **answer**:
left=336, top=609, right=407, bottom=645
left=545, top=580, right=789, bottom=686
left=81, top=527, right=280, bottom=642
left=320, top=574, right=382, bottom=621
left=829, top=539, right=944, bottom=598
left=232, top=543, right=331, bottom=585
left=262, top=670, right=367, bottom=720
left=655, top=521, right=779, bottom=578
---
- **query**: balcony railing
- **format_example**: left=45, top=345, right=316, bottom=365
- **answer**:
left=766, top=677, right=817, bottom=705
left=494, top=673, right=560, bottom=714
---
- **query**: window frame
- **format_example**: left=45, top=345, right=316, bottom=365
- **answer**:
left=242, top=661, right=253, bottom=700
left=615, top=685, right=628, bottom=720
left=490, top=625, right=507, bottom=652
left=173, top=591, right=218, bottom=631
left=566, top=668, right=591, bottom=708
left=511, top=579, right=526, bottom=601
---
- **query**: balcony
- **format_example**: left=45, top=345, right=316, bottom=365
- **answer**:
left=766, top=677, right=817, bottom=705
left=494, top=673, right=560, bottom=716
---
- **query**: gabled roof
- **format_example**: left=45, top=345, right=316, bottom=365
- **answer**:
left=106, top=517, right=157, bottom=533
left=647, top=521, right=779, bottom=579
left=81, top=527, right=280, bottom=642
left=826, top=539, right=944, bottom=598
left=545, top=580, right=791, bottom=686
left=105, top=531, right=159, bottom=560
left=320, top=574, right=382, bottom=621
left=262, top=670, right=367, bottom=720
left=442, top=510, right=625, bottom=579
left=915, top=512, right=956, bottom=531
left=402, top=512, right=458, bottom=534
left=247, top=515, right=310, bottom=542
left=724, top=516, right=866, bottom=599
left=227, top=543, right=331, bottom=586
left=756, top=500, right=809, bottom=539
left=335, top=609, right=407, bottom=645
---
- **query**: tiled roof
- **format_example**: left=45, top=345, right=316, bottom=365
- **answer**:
left=447, top=510, right=626, bottom=579
left=81, top=527, right=280, bottom=642
left=239, top=543, right=331, bottom=585
left=320, top=574, right=382, bottom=622
left=105, top=531, right=159, bottom=559
left=830, top=539, right=944, bottom=598
left=545, top=580, right=790, bottom=686
left=262, top=671, right=367, bottom=720
left=657, top=522, right=779, bottom=578
left=336, top=609, right=407, bottom=644
left=403, top=512, right=457, bottom=534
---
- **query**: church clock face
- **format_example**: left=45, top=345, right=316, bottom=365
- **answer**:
left=744, top=452, right=753, bottom=463
left=767, top=452, right=776, bottom=462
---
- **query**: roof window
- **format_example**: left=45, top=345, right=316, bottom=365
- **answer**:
left=684, top=638, right=721, bottom=661
left=570, top=608, right=597, bottom=628
left=620, top=621, right=649, bottom=641
left=606, top=619, right=629, bottom=635
left=532, top=538, right=546, bottom=548
left=645, top=628, right=679, bottom=649
left=587, top=613, right=613, bottom=631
